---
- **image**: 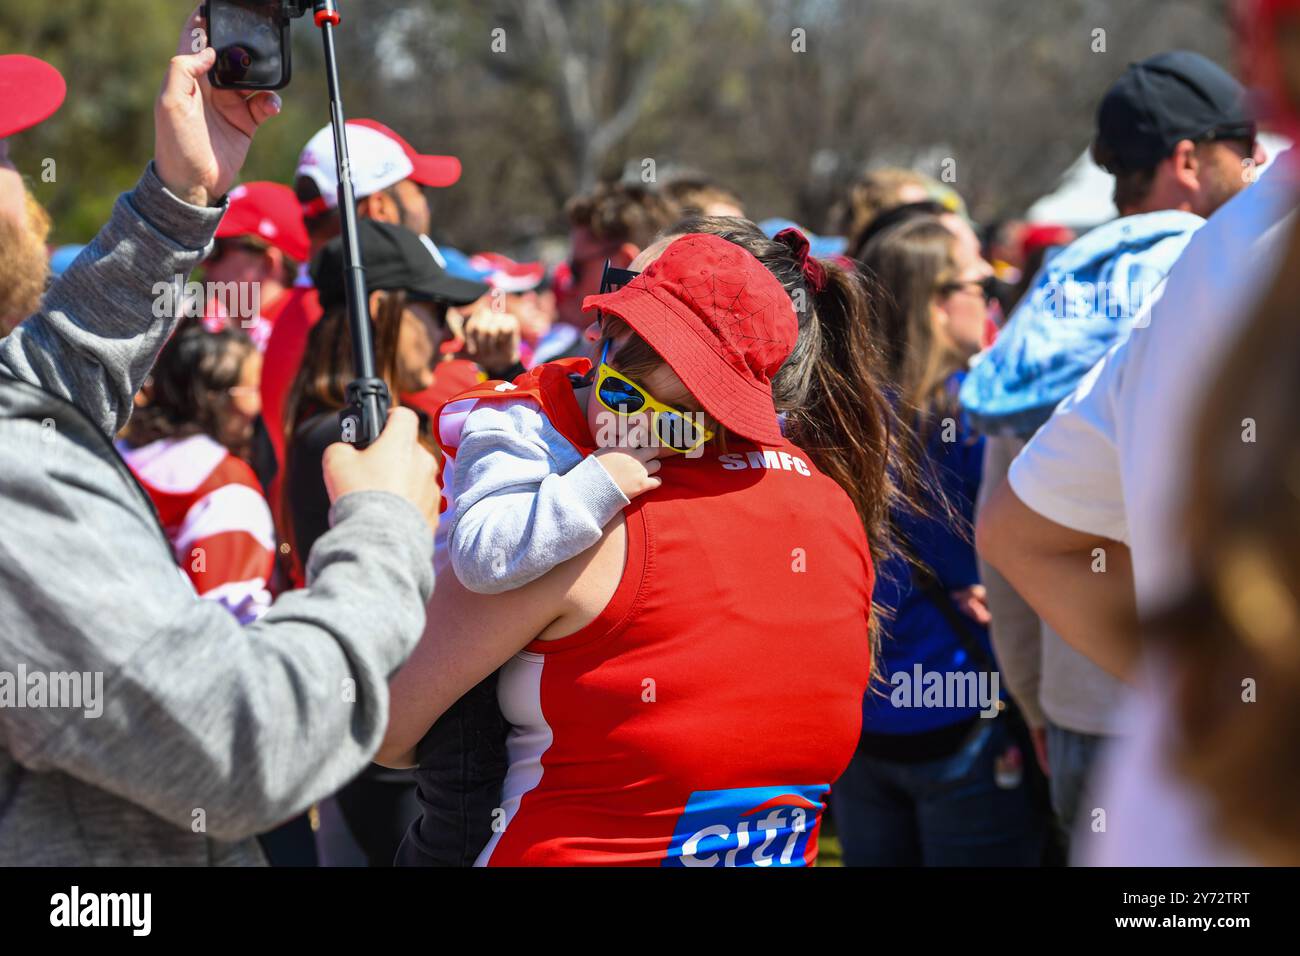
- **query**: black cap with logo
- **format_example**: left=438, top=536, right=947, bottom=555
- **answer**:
left=1095, top=50, right=1254, bottom=173
left=311, top=219, right=489, bottom=311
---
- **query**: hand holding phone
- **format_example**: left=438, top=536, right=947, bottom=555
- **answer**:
left=155, top=7, right=282, bottom=206
left=202, top=1, right=295, bottom=90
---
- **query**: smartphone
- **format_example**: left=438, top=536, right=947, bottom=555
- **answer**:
left=202, top=1, right=292, bottom=91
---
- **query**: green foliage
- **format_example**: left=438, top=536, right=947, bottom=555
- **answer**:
left=0, top=0, right=178, bottom=240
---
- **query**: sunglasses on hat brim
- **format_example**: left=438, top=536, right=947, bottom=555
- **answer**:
left=589, top=258, right=642, bottom=337
left=576, top=258, right=639, bottom=363
left=599, top=260, right=641, bottom=295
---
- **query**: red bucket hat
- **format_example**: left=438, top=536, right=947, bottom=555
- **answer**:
left=581, top=233, right=797, bottom=445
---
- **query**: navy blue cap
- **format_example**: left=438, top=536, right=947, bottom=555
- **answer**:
left=1096, top=50, right=1253, bottom=172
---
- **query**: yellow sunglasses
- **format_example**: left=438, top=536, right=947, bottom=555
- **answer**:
left=592, top=338, right=714, bottom=454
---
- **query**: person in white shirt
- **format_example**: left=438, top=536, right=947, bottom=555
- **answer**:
left=976, top=137, right=1298, bottom=864
left=964, top=50, right=1266, bottom=851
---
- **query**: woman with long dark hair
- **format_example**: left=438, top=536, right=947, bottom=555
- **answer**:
left=832, top=215, right=1048, bottom=866
left=282, top=220, right=485, bottom=573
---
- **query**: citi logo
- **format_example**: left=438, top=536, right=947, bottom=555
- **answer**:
left=664, top=784, right=828, bottom=867
left=718, top=449, right=811, bottom=475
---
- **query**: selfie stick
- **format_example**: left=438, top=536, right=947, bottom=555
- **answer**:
left=310, top=0, right=389, bottom=447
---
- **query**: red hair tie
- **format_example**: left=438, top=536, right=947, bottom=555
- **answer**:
left=774, top=227, right=828, bottom=293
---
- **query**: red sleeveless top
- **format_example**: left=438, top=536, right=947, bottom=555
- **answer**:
left=476, top=438, right=874, bottom=866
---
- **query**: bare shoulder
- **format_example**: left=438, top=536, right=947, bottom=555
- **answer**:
left=534, top=513, right=628, bottom=642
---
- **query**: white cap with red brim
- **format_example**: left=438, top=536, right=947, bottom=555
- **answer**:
left=295, top=120, right=462, bottom=216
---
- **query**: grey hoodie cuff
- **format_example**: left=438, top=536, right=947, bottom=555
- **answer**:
left=323, top=491, right=436, bottom=602
left=571, top=453, right=632, bottom=526
left=126, top=161, right=229, bottom=252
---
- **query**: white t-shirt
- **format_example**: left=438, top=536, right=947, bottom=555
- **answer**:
left=1007, top=151, right=1297, bottom=865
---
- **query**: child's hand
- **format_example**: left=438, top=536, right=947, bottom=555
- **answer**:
left=594, top=445, right=664, bottom=500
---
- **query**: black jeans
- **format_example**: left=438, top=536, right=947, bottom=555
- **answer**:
left=334, top=766, right=421, bottom=867
left=394, top=670, right=510, bottom=866
left=257, top=813, right=319, bottom=866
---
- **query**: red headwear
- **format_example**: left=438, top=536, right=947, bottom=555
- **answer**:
left=0, top=55, right=65, bottom=139
left=774, top=227, right=828, bottom=293
left=582, top=234, right=798, bottom=445
left=217, top=182, right=311, bottom=263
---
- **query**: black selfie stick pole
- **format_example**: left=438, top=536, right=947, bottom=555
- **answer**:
left=311, top=0, right=388, bottom=447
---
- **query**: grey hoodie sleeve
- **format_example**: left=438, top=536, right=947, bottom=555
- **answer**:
left=448, top=400, right=629, bottom=595
left=3, top=482, right=433, bottom=841
left=0, top=162, right=224, bottom=437
left=0, top=166, right=435, bottom=841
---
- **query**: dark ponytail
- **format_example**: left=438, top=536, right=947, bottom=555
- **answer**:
left=774, top=246, right=908, bottom=575
left=661, top=217, right=924, bottom=662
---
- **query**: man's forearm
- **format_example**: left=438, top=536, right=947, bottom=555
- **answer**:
left=976, top=480, right=1139, bottom=682
left=15, top=490, right=434, bottom=841
left=0, top=163, right=224, bottom=438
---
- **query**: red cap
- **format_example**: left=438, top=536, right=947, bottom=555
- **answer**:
left=0, top=55, right=66, bottom=139
left=349, top=118, right=462, bottom=188
left=582, top=233, right=797, bottom=445
left=1020, top=224, right=1075, bottom=262
left=1239, top=0, right=1300, bottom=138
left=471, top=252, right=546, bottom=292
left=216, top=182, right=311, bottom=262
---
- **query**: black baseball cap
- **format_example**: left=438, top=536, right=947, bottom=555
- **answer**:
left=311, top=220, right=489, bottom=310
left=1095, top=50, right=1254, bottom=172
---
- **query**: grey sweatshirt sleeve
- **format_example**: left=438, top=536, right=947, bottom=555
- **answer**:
left=0, top=162, right=224, bottom=437
left=448, top=399, right=628, bottom=595
left=2, top=481, right=433, bottom=841
left=0, top=164, right=435, bottom=842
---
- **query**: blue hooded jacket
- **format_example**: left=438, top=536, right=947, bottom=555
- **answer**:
left=959, top=210, right=1204, bottom=438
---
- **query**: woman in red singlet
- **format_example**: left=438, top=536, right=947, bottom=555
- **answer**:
left=379, top=220, right=907, bottom=866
